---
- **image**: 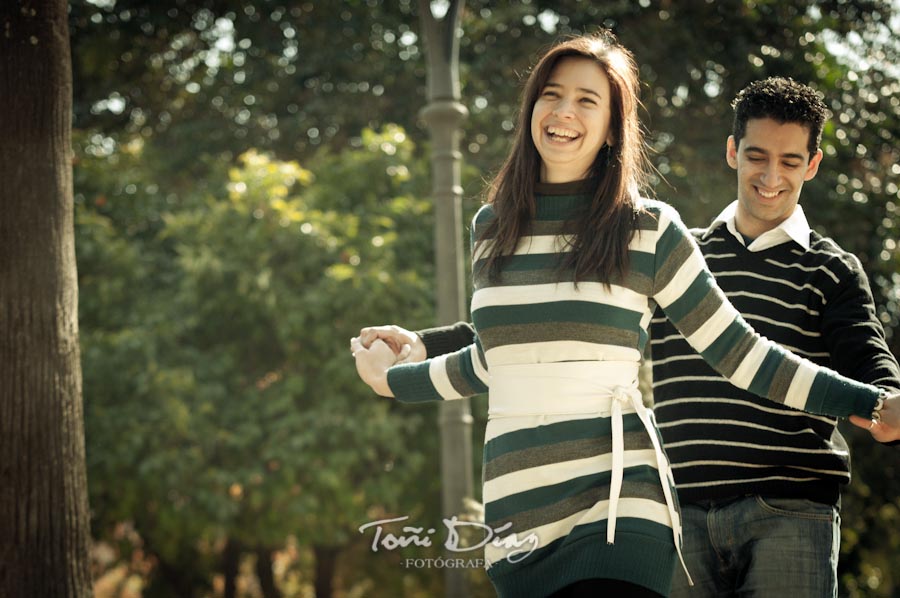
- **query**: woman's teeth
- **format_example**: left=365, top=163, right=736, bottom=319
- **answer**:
left=547, top=126, right=579, bottom=141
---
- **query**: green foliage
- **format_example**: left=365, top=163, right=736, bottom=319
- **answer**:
left=70, top=1, right=900, bottom=331
left=78, top=127, right=446, bottom=594
left=72, top=1, right=900, bottom=595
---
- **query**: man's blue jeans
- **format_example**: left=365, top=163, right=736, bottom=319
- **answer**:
left=670, top=495, right=840, bottom=597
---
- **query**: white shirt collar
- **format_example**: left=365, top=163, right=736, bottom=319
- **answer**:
left=701, top=200, right=811, bottom=252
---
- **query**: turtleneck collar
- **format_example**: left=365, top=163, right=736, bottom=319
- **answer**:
left=532, top=178, right=597, bottom=220
left=534, top=178, right=599, bottom=197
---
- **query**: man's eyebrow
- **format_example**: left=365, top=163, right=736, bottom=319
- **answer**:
left=744, top=145, right=806, bottom=161
left=543, top=82, right=602, bottom=99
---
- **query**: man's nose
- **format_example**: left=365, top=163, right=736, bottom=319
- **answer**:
left=760, top=162, right=782, bottom=186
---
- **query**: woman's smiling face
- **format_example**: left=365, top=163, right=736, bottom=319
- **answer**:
left=530, top=56, right=614, bottom=183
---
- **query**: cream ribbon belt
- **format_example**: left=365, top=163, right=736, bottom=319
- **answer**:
left=488, top=361, right=692, bottom=585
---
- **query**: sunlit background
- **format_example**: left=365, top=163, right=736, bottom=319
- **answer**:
left=70, top=1, right=900, bottom=596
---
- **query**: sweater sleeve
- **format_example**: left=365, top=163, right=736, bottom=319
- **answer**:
left=821, top=251, right=900, bottom=446
left=820, top=250, right=900, bottom=393
left=417, top=322, right=477, bottom=358
left=649, top=202, right=880, bottom=419
left=386, top=335, right=489, bottom=403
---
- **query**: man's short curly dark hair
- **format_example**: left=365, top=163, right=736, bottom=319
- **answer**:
left=731, top=77, right=828, bottom=158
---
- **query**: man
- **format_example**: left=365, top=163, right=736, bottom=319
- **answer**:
left=352, top=78, right=900, bottom=596
left=644, top=77, right=900, bottom=597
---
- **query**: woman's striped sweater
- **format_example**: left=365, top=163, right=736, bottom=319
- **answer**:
left=386, top=180, right=881, bottom=597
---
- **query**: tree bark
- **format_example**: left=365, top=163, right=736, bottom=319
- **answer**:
left=0, top=1, right=92, bottom=597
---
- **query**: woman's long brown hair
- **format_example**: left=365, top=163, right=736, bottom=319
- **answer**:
left=478, top=30, right=653, bottom=285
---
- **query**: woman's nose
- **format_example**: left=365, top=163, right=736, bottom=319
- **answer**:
left=552, top=98, right=575, bottom=118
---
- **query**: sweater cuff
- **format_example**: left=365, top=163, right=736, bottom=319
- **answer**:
left=417, top=322, right=473, bottom=358
left=808, top=374, right=880, bottom=418
left=387, top=361, right=443, bottom=403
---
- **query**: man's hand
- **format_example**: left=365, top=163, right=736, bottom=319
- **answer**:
left=350, top=338, right=397, bottom=397
left=353, top=324, right=427, bottom=364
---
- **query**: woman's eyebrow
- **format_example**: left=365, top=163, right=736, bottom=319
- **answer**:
left=543, top=82, right=602, bottom=98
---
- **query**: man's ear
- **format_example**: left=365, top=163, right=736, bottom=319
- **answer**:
left=804, top=148, right=824, bottom=181
left=726, top=135, right=738, bottom=170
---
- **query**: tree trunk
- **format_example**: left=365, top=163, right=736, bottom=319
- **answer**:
left=147, top=556, right=201, bottom=598
left=0, top=1, right=92, bottom=598
left=255, top=546, right=281, bottom=598
left=312, top=545, right=338, bottom=598
left=223, top=538, right=241, bottom=598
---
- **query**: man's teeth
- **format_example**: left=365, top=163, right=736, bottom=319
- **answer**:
left=547, top=126, right=579, bottom=139
left=757, top=188, right=779, bottom=198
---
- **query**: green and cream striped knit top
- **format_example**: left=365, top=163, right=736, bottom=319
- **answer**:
left=385, top=180, right=881, bottom=596
left=387, top=181, right=881, bottom=419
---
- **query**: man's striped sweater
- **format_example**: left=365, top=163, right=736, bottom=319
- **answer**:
left=386, top=180, right=882, bottom=597
left=650, top=221, right=900, bottom=505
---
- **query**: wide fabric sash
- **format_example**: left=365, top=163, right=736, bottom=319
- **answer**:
left=487, top=361, right=692, bottom=585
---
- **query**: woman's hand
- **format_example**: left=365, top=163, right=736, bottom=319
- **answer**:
left=350, top=338, right=398, bottom=397
left=353, top=324, right=426, bottom=364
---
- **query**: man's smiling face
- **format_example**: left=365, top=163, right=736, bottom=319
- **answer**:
left=727, top=117, right=823, bottom=239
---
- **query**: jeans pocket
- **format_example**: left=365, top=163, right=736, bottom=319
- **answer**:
left=755, top=495, right=834, bottom=522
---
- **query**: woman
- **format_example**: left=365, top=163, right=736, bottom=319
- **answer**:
left=352, top=31, right=893, bottom=597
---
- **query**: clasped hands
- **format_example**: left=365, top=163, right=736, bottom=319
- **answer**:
left=349, top=325, right=427, bottom=398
